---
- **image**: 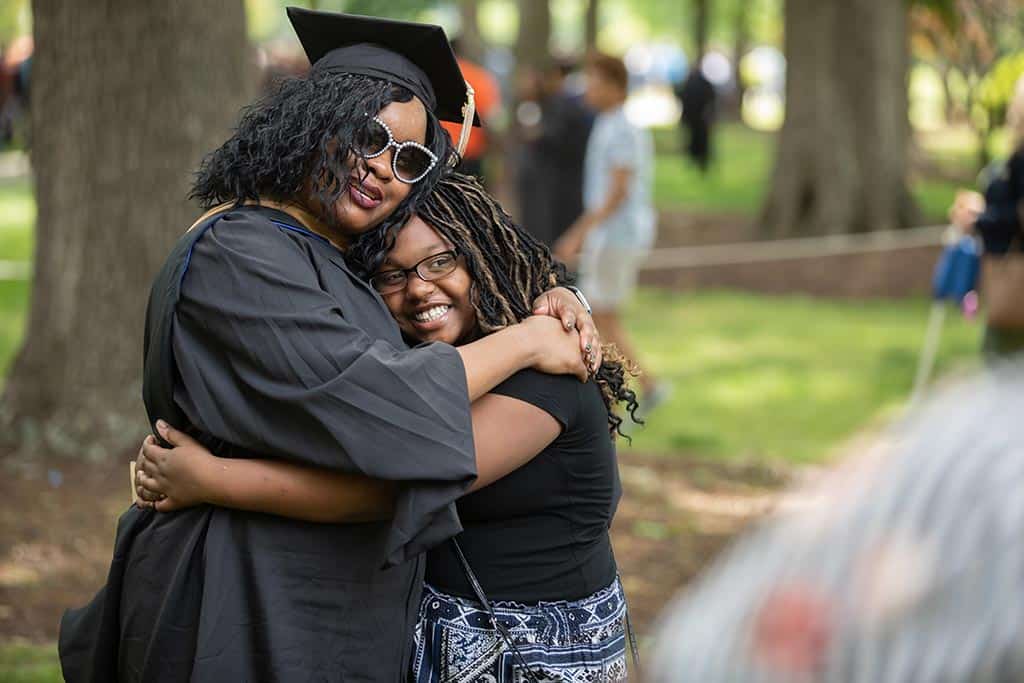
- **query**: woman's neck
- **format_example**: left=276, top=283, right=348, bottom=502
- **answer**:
left=455, top=325, right=485, bottom=347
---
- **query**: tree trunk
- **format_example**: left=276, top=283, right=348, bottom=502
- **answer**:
left=2, top=0, right=251, bottom=458
left=730, top=0, right=750, bottom=119
left=939, top=62, right=955, bottom=124
left=505, top=0, right=550, bottom=213
left=584, top=0, right=599, bottom=52
left=515, top=0, right=551, bottom=70
left=760, top=0, right=918, bottom=238
left=458, top=0, right=486, bottom=64
left=693, top=0, right=710, bottom=62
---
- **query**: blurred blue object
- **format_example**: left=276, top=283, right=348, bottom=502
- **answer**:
left=48, top=468, right=63, bottom=488
left=932, top=236, right=980, bottom=302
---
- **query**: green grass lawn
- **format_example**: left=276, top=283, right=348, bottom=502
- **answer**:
left=0, top=279, right=28, bottom=379
left=652, top=123, right=966, bottom=221
left=0, top=643, right=61, bottom=683
left=652, top=124, right=774, bottom=214
left=0, top=175, right=35, bottom=262
left=622, top=289, right=980, bottom=463
left=0, top=277, right=979, bottom=465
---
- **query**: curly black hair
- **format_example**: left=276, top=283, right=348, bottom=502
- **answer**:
left=353, top=173, right=641, bottom=439
left=189, top=69, right=454, bottom=238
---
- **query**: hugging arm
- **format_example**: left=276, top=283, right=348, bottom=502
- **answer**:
left=137, top=394, right=561, bottom=522
left=164, top=219, right=513, bottom=563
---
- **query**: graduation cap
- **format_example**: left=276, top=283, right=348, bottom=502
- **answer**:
left=287, top=7, right=478, bottom=155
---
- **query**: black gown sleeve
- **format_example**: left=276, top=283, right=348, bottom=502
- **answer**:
left=170, top=216, right=477, bottom=566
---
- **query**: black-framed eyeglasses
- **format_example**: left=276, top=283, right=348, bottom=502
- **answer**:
left=353, top=116, right=438, bottom=184
left=370, top=249, right=460, bottom=294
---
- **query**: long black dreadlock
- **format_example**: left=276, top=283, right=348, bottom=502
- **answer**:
left=189, top=70, right=453, bottom=236
left=353, top=172, right=641, bottom=438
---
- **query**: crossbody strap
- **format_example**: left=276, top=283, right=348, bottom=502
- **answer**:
left=452, top=539, right=541, bottom=682
left=453, top=539, right=643, bottom=678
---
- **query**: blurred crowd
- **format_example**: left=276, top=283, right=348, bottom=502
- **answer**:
left=0, top=36, right=31, bottom=147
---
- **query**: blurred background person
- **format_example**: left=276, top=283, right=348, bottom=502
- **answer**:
left=442, top=37, right=502, bottom=185
left=674, top=61, right=716, bottom=174
left=949, top=74, right=1024, bottom=361
left=650, top=362, right=1024, bottom=682
left=0, top=36, right=31, bottom=147
left=554, top=51, right=668, bottom=412
left=516, top=58, right=593, bottom=247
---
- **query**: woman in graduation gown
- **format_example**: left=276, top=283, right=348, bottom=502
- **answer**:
left=58, top=9, right=598, bottom=683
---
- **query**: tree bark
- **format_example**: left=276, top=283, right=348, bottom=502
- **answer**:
left=584, top=0, right=599, bottom=52
left=693, top=0, right=710, bottom=62
left=2, top=0, right=251, bottom=458
left=515, top=0, right=551, bottom=70
left=760, top=0, right=918, bottom=237
left=457, top=0, right=486, bottom=64
left=730, top=0, right=750, bottom=119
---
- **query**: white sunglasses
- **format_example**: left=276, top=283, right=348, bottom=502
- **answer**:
left=354, top=116, right=438, bottom=184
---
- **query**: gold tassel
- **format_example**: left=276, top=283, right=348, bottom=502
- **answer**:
left=457, top=80, right=476, bottom=158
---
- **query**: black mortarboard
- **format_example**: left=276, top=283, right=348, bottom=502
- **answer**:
left=287, top=7, right=479, bottom=131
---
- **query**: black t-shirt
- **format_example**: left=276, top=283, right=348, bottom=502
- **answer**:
left=425, top=369, right=622, bottom=603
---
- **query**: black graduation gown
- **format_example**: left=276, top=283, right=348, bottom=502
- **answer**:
left=58, top=206, right=477, bottom=682
left=518, top=92, right=593, bottom=247
left=676, top=72, right=715, bottom=171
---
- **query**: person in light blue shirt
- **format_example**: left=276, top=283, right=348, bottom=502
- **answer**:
left=555, top=51, right=668, bottom=408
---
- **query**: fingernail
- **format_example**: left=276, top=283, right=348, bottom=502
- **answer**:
left=156, top=419, right=167, bottom=432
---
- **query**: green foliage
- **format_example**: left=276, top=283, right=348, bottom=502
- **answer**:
left=599, top=0, right=782, bottom=53
left=245, top=0, right=427, bottom=43
left=910, top=0, right=959, bottom=33
left=0, top=0, right=29, bottom=43
left=623, top=290, right=980, bottom=463
left=0, top=643, right=61, bottom=683
left=977, top=51, right=1024, bottom=127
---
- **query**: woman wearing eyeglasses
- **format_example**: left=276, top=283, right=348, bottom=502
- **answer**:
left=136, top=173, right=640, bottom=681
left=59, top=10, right=599, bottom=683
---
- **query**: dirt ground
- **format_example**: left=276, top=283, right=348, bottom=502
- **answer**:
left=0, top=448, right=789, bottom=644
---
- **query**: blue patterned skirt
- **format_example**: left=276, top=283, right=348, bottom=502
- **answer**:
left=411, top=578, right=629, bottom=682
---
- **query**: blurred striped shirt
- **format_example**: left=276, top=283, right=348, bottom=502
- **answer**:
left=650, top=364, right=1024, bottom=682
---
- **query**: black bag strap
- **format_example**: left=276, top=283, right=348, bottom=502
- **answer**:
left=452, top=539, right=541, bottom=682
left=453, top=539, right=643, bottom=679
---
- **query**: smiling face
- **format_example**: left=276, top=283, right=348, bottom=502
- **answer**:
left=323, top=98, right=428, bottom=242
left=378, top=215, right=478, bottom=346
